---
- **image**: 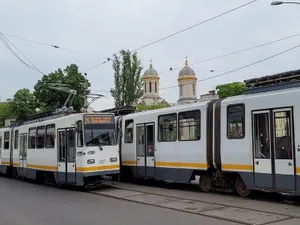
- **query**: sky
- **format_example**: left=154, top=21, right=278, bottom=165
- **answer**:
left=1, top=0, right=300, bottom=110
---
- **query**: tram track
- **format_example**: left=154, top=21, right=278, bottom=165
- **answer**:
left=105, top=179, right=300, bottom=206
left=88, top=180, right=300, bottom=225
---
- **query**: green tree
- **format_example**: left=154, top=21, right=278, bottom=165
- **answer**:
left=110, top=50, right=143, bottom=107
left=0, top=102, right=13, bottom=127
left=136, top=101, right=170, bottom=112
left=33, top=64, right=90, bottom=111
left=216, top=82, right=246, bottom=99
left=9, top=88, right=37, bottom=121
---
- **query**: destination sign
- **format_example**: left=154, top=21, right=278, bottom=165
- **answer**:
left=84, top=115, right=114, bottom=124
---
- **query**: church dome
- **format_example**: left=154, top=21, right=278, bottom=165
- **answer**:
left=178, top=58, right=196, bottom=77
left=143, top=62, right=158, bottom=77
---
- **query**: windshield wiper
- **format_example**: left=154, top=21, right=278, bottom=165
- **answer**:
left=98, top=142, right=103, bottom=151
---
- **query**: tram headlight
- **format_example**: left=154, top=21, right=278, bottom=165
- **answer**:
left=87, top=159, right=95, bottom=164
left=110, top=157, right=117, bottom=162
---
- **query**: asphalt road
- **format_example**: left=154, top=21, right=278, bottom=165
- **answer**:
left=0, top=177, right=240, bottom=225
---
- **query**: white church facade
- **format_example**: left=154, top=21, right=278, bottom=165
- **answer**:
left=140, top=57, right=218, bottom=106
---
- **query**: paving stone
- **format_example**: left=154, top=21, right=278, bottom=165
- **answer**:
left=159, top=199, right=225, bottom=213
left=92, top=189, right=143, bottom=198
left=202, top=207, right=290, bottom=225
left=123, top=193, right=178, bottom=204
left=267, top=218, right=300, bottom=225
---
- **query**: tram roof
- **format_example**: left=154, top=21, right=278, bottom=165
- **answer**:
left=122, top=100, right=211, bottom=118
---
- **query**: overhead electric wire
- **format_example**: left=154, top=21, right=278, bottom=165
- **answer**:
left=92, top=32, right=300, bottom=93
left=0, top=33, right=45, bottom=75
left=2, top=35, right=45, bottom=75
left=0, top=32, right=108, bottom=60
left=159, top=32, right=300, bottom=75
left=0, top=35, right=38, bottom=72
left=82, top=0, right=259, bottom=73
left=160, top=43, right=300, bottom=91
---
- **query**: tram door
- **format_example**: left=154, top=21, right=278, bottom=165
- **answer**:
left=252, top=108, right=296, bottom=191
left=273, top=109, right=295, bottom=191
left=136, top=123, right=155, bottom=178
left=19, top=134, right=28, bottom=178
left=57, top=128, right=76, bottom=184
left=252, top=111, right=272, bottom=188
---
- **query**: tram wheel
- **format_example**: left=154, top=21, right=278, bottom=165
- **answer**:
left=199, top=174, right=212, bottom=192
left=235, top=176, right=251, bottom=197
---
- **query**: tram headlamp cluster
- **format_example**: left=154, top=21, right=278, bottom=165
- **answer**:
left=87, top=159, right=95, bottom=164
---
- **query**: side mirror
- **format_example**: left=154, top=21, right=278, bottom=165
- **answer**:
left=74, top=121, right=81, bottom=132
left=72, top=124, right=78, bottom=132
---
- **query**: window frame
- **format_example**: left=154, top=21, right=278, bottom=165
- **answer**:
left=4, top=131, right=10, bottom=149
left=124, top=119, right=134, bottom=144
left=178, top=109, right=201, bottom=141
left=76, top=120, right=84, bottom=147
left=36, top=125, right=46, bottom=149
left=157, top=113, right=177, bottom=142
left=14, top=130, right=19, bottom=149
left=28, top=127, right=37, bottom=149
left=45, top=124, right=56, bottom=148
left=227, top=103, right=245, bottom=139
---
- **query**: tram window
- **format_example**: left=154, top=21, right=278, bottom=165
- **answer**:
left=46, top=124, right=55, bottom=148
left=178, top=110, right=200, bottom=141
left=253, top=113, right=271, bottom=159
left=0, top=136, right=2, bottom=148
left=14, top=130, right=19, bottom=149
left=274, top=111, right=292, bottom=159
left=68, top=129, right=75, bottom=147
left=4, top=131, right=10, bottom=149
left=227, top=104, right=245, bottom=139
left=68, top=129, right=76, bottom=163
left=125, top=119, right=133, bottom=143
left=36, top=126, right=45, bottom=149
left=76, top=120, right=83, bottom=147
left=158, top=113, right=177, bottom=142
left=28, top=127, right=36, bottom=149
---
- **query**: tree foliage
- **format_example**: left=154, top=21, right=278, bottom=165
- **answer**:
left=9, top=88, right=37, bottom=121
left=0, top=102, right=13, bottom=127
left=110, top=50, right=143, bottom=107
left=136, top=102, right=170, bottom=112
left=216, top=82, right=246, bottom=99
left=33, top=64, right=90, bottom=111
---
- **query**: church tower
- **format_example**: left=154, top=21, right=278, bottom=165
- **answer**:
left=177, top=57, right=198, bottom=103
left=141, top=60, right=161, bottom=105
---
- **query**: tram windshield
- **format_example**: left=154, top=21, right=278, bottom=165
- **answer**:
left=83, top=114, right=117, bottom=147
left=84, top=128, right=116, bottom=146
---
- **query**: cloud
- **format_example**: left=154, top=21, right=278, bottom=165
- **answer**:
left=1, top=0, right=299, bottom=109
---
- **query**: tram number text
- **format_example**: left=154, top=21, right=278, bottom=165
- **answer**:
left=84, top=115, right=113, bottom=124
left=99, top=159, right=106, bottom=164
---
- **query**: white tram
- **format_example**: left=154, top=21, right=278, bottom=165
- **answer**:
left=118, top=73, right=300, bottom=197
left=0, top=111, right=119, bottom=187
